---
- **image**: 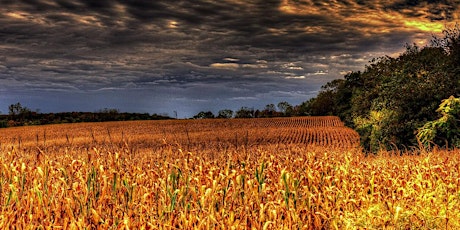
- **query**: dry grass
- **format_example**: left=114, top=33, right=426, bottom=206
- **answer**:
left=0, top=117, right=458, bottom=229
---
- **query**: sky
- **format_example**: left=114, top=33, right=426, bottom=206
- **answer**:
left=0, top=0, right=458, bottom=118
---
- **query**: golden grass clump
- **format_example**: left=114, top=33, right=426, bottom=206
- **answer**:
left=0, top=117, right=458, bottom=229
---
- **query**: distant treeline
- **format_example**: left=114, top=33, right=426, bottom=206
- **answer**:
left=192, top=101, right=310, bottom=119
left=1, top=100, right=313, bottom=128
left=0, top=105, right=171, bottom=128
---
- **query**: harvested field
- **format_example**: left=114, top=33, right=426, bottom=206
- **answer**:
left=0, top=116, right=360, bottom=151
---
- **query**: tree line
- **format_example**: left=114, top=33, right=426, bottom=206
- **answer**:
left=304, top=26, right=460, bottom=151
left=0, top=103, right=170, bottom=128
left=1, top=100, right=310, bottom=128
left=192, top=101, right=309, bottom=119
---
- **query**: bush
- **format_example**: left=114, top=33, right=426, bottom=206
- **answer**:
left=417, top=96, right=460, bottom=148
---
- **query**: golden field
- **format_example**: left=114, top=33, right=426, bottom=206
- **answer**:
left=0, top=116, right=459, bottom=229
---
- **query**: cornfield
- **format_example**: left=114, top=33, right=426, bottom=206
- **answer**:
left=0, top=116, right=459, bottom=229
left=0, top=116, right=359, bottom=151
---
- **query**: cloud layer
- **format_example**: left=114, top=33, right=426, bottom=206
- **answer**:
left=0, top=0, right=458, bottom=116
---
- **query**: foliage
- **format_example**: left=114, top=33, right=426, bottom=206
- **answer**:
left=417, top=96, right=460, bottom=148
left=235, top=107, right=255, bottom=118
left=8, top=102, right=33, bottom=122
left=305, top=26, right=460, bottom=151
left=8, top=102, right=29, bottom=116
left=2, top=100, right=308, bottom=127
left=217, top=109, right=233, bottom=118
left=277, top=101, right=294, bottom=116
left=0, top=105, right=171, bottom=128
left=193, top=111, right=215, bottom=119
left=0, top=120, right=7, bottom=128
left=354, top=109, right=398, bottom=152
left=304, top=72, right=361, bottom=126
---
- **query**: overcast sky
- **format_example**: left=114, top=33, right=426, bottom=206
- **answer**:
left=0, top=0, right=458, bottom=118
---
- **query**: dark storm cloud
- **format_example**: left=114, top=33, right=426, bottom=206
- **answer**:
left=0, top=0, right=458, bottom=116
left=387, top=0, right=459, bottom=20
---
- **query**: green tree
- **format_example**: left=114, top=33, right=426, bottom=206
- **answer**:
left=235, top=107, right=254, bottom=118
left=8, top=102, right=32, bottom=124
left=293, top=101, right=311, bottom=116
left=277, top=101, right=293, bottom=116
left=307, top=72, right=363, bottom=125
left=353, top=45, right=456, bottom=150
left=259, top=104, right=277, bottom=117
left=354, top=109, right=398, bottom=152
left=417, top=96, right=460, bottom=148
left=217, top=109, right=233, bottom=118
left=305, top=90, right=336, bottom=116
left=9, top=102, right=23, bottom=117
left=193, top=111, right=215, bottom=119
left=302, top=25, right=460, bottom=151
